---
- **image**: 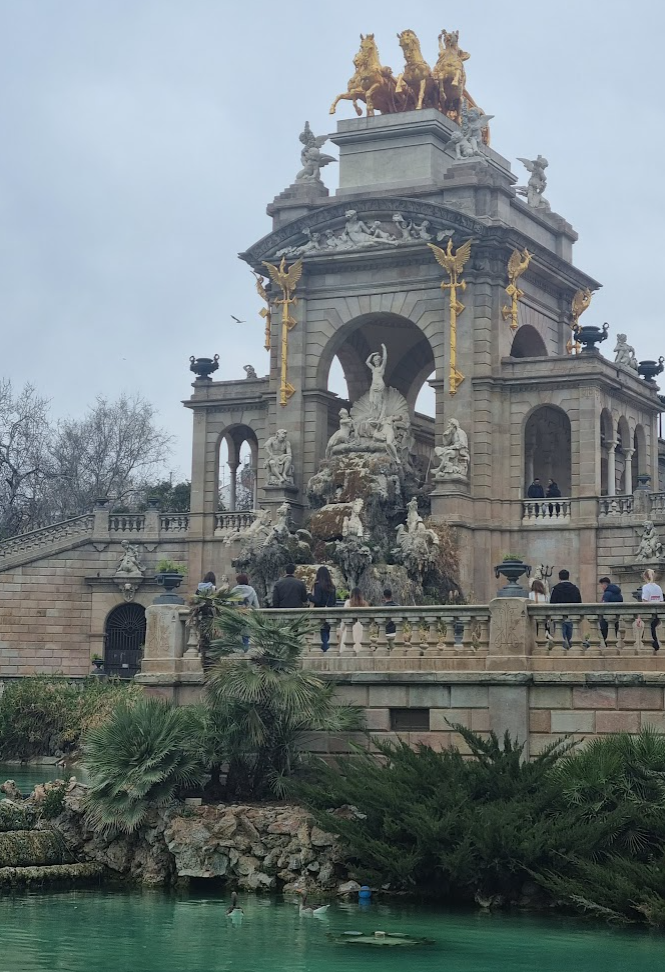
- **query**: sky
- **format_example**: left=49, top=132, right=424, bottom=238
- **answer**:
left=1, top=0, right=664, bottom=480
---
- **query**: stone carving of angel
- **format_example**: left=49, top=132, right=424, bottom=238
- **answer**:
left=115, top=540, right=144, bottom=576
left=296, top=121, right=336, bottom=183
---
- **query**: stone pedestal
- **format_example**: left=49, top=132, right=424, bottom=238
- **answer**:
left=430, top=484, right=472, bottom=523
left=488, top=597, right=530, bottom=670
left=137, top=604, right=201, bottom=678
left=261, top=484, right=304, bottom=525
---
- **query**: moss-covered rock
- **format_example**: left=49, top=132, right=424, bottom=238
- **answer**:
left=0, top=801, right=37, bottom=833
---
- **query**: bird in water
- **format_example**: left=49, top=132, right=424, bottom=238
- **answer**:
left=299, top=892, right=330, bottom=917
left=226, top=891, right=244, bottom=921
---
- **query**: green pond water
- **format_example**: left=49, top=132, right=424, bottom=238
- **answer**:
left=0, top=763, right=72, bottom=794
left=0, top=890, right=663, bottom=972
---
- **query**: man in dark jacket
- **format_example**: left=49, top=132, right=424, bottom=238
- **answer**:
left=546, top=478, right=562, bottom=516
left=599, top=576, right=623, bottom=645
left=527, top=478, right=545, bottom=498
left=549, top=569, right=582, bottom=649
left=272, top=564, right=308, bottom=609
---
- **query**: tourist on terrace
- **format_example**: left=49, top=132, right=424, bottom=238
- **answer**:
left=527, top=478, right=545, bottom=498
left=339, top=587, right=369, bottom=652
left=599, top=576, right=623, bottom=646
left=641, top=569, right=664, bottom=651
left=197, top=571, right=216, bottom=593
left=549, top=569, right=582, bottom=649
left=230, top=572, right=260, bottom=650
left=309, top=566, right=337, bottom=651
left=272, top=564, right=308, bottom=609
left=546, top=478, right=562, bottom=516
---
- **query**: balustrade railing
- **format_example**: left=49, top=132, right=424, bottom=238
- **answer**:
left=0, top=514, right=95, bottom=560
left=650, top=492, right=665, bottom=515
left=214, top=511, right=256, bottom=536
left=528, top=603, right=665, bottom=657
left=522, top=498, right=571, bottom=524
left=108, top=513, right=146, bottom=533
left=159, top=514, right=189, bottom=533
left=598, top=495, right=635, bottom=516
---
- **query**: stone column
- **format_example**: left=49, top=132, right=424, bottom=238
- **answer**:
left=625, top=448, right=634, bottom=495
left=606, top=440, right=617, bottom=497
left=228, top=459, right=239, bottom=512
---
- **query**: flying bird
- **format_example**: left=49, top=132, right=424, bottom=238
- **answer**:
left=230, top=315, right=245, bottom=324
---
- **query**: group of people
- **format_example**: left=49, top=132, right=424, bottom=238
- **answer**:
left=529, top=567, right=663, bottom=651
left=527, top=477, right=562, bottom=515
left=197, top=564, right=397, bottom=653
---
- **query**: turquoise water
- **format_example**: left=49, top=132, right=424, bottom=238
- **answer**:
left=0, top=890, right=663, bottom=971
left=0, top=763, right=68, bottom=795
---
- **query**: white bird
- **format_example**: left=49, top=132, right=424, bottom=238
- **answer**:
left=230, top=315, right=245, bottom=324
left=299, top=892, right=330, bottom=916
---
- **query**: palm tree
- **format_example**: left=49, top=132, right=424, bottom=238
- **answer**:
left=205, top=607, right=364, bottom=798
left=83, top=696, right=209, bottom=834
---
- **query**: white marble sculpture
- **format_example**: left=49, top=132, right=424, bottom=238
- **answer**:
left=450, top=99, right=493, bottom=161
left=226, top=507, right=273, bottom=547
left=264, top=429, right=295, bottom=486
left=342, top=498, right=366, bottom=539
left=432, top=419, right=470, bottom=481
left=271, top=502, right=292, bottom=540
left=614, top=334, right=638, bottom=371
left=295, top=121, right=336, bottom=184
left=636, top=521, right=664, bottom=562
left=516, top=155, right=550, bottom=211
left=276, top=210, right=444, bottom=258
left=326, top=408, right=354, bottom=456
left=115, top=540, right=144, bottom=576
left=395, top=498, right=440, bottom=579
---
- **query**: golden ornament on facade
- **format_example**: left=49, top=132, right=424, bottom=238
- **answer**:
left=261, top=257, right=303, bottom=406
left=252, top=270, right=272, bottom=352
left=501, top=248, right=532, bottom=331
left=330, top=29, right=488, bottom=136
left=567, top=287, right=592, bottom=355
left=428, top=238, right=472, bottom=395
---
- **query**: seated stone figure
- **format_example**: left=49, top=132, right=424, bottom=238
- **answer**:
left=264, top=429, right=295, bottom=485
left=432, top=419, right=470, bottom=480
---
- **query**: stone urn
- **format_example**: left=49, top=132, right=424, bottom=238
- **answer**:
left=189, top=355, right=220, bottom=381
left=578, top=322, right=609, bottom=353
left=154, top=572, right=185, bottom=604
left=494, top=558, right=531, bottom=597
left=636, top=474, right=652, bottom=490
left=638, top=357, right=665, bottom=383
left=91, top=656, right=104, bottom=672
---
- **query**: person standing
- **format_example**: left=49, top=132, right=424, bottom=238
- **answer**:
left=641, top=569, right=664, bottom=651
left=197, top=571, right=216, bottom=593
left=549, top=569, right=582, bottom=649
left=309, top=566, right=337, bottom=651
left=598, top=576, right=623, bottom=646
left=339, top=587, right=369, bottom=652
left=230, top=572, right=260, bottom=651
left=272, top=564, right=308, bottom=609
left=529, top=578, right=551, bottom=642
left=546, top=478, right=562, bottom=517
left=527, top=478, right=545, bottom=517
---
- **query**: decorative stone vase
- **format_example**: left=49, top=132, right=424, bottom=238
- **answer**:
left=578, top=322, right=609, bottom=353
left=189, top=355, right=220, bottom=381
left=494, top=559, right=531, bottom=597
left=91, top=657, right=104, bottom=671
left=636, top=474, right=652, bottom=490
left=638, top=357, right=665, bottom=383
left=154, top=571, right=185, bottom=604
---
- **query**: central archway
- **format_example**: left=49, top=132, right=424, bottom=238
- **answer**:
left=524, top=405, right=572, bottom=495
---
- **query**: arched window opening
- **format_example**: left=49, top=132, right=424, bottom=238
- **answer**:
left=104, top=603, right=146, bottom=679
left=510, top=325, right=548, bottom=358
left=600, top=408, right=614, bottom=496
left=327, top=355, right=348, bottom=400
left=218, top=426, right=259, bottom=511
left=524, top=405, right=572, bottom=495
left=616, top=417, right=632, bottom=494
left=414, top=371, right=435, bottom=418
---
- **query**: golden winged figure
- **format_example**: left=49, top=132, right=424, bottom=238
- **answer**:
left=427, top=238, right=472, bottom=278
left=571, top=287, right=592, bottom=329
left=262, top=256, right=303, bottom=302
left=507, top=247, right=532, bottom=280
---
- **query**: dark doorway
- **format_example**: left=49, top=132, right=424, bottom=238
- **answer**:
left=104, top=603, right=146, bottom=678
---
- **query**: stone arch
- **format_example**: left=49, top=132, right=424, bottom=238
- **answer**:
left=634, top=423, right=647, bottom=483
left=600, top=408, right=614, bottom=495
left=510, top=324, right=547, bottom=358
left=318, top=312, right=437, bottom=408
left=217, top=424, right=259, bottom=511
left=523, top=404, right=572, bottom=495
left=616, top=415, right=632, bottom=494
left=103, top=603, right=146, bottom=679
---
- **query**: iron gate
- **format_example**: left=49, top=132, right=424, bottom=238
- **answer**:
left=104, top=604, right=146, bottom=678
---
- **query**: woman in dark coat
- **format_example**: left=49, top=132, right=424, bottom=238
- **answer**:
left=309, top=566, right=337, bottom=651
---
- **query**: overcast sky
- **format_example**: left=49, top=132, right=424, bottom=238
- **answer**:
left=1, top=0, right=663, bottom=478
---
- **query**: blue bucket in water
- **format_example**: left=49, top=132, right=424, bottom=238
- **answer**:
left=359, top=886, right=372, bottom=900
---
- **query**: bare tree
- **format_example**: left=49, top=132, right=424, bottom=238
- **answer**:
left=48, top=394, right=173, bottom=518
left=0, top=380, right=53, bottom=538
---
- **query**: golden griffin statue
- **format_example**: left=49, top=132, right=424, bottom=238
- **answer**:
left=331, top=28, right=487, bottom=132
left=262, top=257, right=304, bottom=406
left=567, top=288, right=592, bottom=355
left=501, top=248, right=532, bottom=331
left=428, top=238, right=473, bottom=395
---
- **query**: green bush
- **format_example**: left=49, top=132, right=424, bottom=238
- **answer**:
left=0, top=676, right=143, bottom=760
left=83, top=696, right=209, bottom=833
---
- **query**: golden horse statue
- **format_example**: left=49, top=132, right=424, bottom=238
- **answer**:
left=330, top=33, right=398, bottom=116
left=395, top=29, right=439, bottom=111
left=432, top=29, right=470, bottom=122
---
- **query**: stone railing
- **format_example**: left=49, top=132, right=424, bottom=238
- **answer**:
left=108, top=513, right=146, bottom=533
left=528, top=603, right=665, bottom=663
left=521, top=498, right=571, bottom=524
left=650, top=492, right=665, bottom=515
left=214, top=511, right=256, bottom=536
left=0, top=514, right=95, bottom=562
left=159, top=514, right=189, bottom=533
left=598, top=496, right=634, bottom=516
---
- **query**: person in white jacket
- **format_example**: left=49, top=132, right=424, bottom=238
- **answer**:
left=230, top=572, right=260, bottom=650
left=641, top=569, right=664, bottom=651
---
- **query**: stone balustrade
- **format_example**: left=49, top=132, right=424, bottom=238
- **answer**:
left=521, top=498, right=571, bottom=524
left=650, top=491, right=665, bottom=515
left=159, top=514, right=189, bottom=533
left=108, top=513, right=146, bottom=533
left=0, top=514, right=95, bottom=560
left=214, top=511, right=256, bottom=536
left=598, top=495, right=635, bottom=516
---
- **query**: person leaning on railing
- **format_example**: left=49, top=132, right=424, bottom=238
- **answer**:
left=641, top=569, right=664, bottom=652
left=549, top=569, right=582, bottom=649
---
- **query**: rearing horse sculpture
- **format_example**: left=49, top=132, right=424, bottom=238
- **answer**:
left=432, top=29, right=470, bottom=123
left=330, top=33, right=398, bottom=116
left=395, top=29, right=439, bottom=111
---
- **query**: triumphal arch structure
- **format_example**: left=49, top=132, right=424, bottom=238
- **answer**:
left=187, top=30, right=664, bottom=602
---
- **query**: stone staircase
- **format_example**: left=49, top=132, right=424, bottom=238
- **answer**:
left=0, top=798, right=104, bottom=888
left=0, top=515, right=95, bottom=573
